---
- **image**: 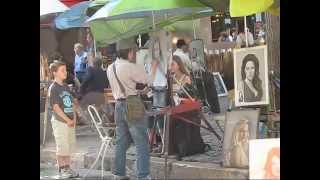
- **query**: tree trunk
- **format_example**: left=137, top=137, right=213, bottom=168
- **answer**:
left=266, top=13, right=280, bottom=111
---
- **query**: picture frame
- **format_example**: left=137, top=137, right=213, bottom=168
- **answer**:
left=233, top=45, right=269, bottom=107
left=189, top=39, right=205, bottom=69
left=212, top=72, right=228, bottom=97
left=222, top=109, right=260, bottom=168
left=249, top=138, right=280, bottom=179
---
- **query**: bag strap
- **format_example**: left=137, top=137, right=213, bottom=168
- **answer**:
left=112, top=63, right=126, bottom=97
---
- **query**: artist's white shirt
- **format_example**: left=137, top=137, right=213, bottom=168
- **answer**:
left=136, top=46, right=167, bottom=87
left=173, top=48, right=191, bottom=72
left=145, top=62, right=167, bottom=87
left=136, top=36, right=167, bottom=87
left=107, top=58, right=150, bottom=100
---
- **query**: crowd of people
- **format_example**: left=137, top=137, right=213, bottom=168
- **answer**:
left=46, top=23, right=270, bottom=178
left=47, top=28, right=199, bottom=179
left=217, top=26, right=266, bottom=48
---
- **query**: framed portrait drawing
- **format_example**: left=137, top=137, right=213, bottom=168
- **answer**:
left=249, top=138, right=280, bottom=180
left=233, top=45, right=269, bottom=107
left=190, top=39, right=205, bottom=69
left=222, top=109, right=260, bottom=168
left=212, top=72, right=228, bottom=97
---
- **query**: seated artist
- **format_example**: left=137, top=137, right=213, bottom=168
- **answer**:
left=170, top=55, right=206, bottom=159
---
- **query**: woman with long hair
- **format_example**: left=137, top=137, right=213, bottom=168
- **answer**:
left=171, top=55, right=192, bottom=93
left=170, top=55, right=192, bottom=105
left=238, top=54, right=263, bottom=102
left=228, top=119, right=250, bottom=168
left=264, top=147, right=280, bottom=179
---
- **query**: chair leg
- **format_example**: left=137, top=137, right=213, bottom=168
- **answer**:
left=161, top=115, right=167, bottom=154
left=84, top=141, right=106, bottom=178
left=101, top=140, right=111, bottom=180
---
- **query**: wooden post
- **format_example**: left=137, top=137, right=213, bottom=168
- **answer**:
left=244, top=16, right=248, bottom=47
left=265, top=12, right=280, bottom=111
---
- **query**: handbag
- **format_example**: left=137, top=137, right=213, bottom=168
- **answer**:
left=112, top=64, right=146, bottom=121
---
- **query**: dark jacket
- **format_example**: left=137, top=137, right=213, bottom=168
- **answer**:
left=80, top=66, right=109, bottom=96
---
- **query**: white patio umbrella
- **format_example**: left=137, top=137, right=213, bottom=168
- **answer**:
left=40, top=0, right=70, bottom=16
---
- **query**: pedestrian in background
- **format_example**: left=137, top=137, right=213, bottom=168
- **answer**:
left=173, top=39, right=192, bottom=73
left=74, top=43, right=88, bottom=83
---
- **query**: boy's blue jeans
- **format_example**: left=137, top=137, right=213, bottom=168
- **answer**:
left=112, top=100, right=150, bottom=178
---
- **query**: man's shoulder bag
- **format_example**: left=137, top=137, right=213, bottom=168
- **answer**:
left=112, top=64, right=145, bottom=121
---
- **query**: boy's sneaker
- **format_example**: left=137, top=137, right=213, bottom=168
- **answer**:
left=112, top=174, right=130, bottom=180
left=137, top=175, right=152, bottom=180
left=59, top=168, right=71, bottom=179
left=60, top=168, right=79, bottom=178
left=67, top=168, right=79, bottom=178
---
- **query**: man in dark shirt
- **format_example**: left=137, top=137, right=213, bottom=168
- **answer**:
left=80, top=57, right=109, bottom=96
left=78, top=58, right=110, bottom=125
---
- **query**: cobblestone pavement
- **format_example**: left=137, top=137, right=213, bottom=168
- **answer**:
left=125, top=112, right=225, bottom=164
left=40, top=161, right=136, bottom=180
left=40, top=112, right=227, bottom=179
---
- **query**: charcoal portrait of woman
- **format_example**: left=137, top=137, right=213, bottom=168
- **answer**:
left=238, top=54, right=263, bottom=102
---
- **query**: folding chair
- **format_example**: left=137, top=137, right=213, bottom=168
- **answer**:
left=84, top=105, right=116, bottom=179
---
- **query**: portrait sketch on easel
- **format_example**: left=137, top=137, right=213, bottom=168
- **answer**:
left=222, top=109, right=260, bottom=168
left=190, top=39, right=205, bottom=71
left=233, top=45, right=269, bottom=107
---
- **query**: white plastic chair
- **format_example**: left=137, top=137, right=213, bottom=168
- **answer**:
left=84, top=105, right=115, bottom=179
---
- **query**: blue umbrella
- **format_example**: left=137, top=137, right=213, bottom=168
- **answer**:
left=55, top=1, right=91, bottom=30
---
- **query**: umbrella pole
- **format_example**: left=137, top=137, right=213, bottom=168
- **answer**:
left=138, top=34, right=142, bottom=48
left=152, top=10, right=155, bottom=30
left=192, top=16, right=197, bottom=39
left=244, top=16, right=248, bottom=47
left=94, top=39, right=97, bottom=57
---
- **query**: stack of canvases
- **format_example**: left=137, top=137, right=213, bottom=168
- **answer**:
left=221, top=45, right=280, bottom=179
left=205, top=49, right=234, bottom=90
left=222, top=109, right=280, bottom=179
